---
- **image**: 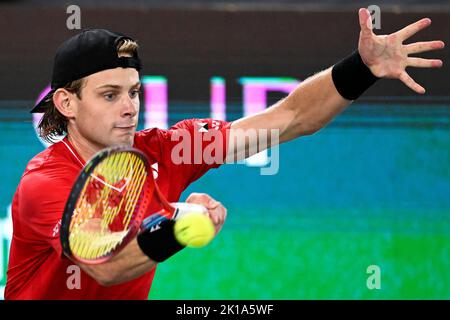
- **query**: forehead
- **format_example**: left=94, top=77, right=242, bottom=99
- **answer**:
left=84, top=67, right=140, bottom=88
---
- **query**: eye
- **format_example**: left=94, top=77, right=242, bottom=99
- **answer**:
left=129, top=89, right=141, bottom=99
left=103, top=93, right=117, bottom=101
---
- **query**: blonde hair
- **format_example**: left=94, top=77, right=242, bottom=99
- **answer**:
left=38, top=38, right=139, bottom=143
left=117, top=39, right=139, bottom=56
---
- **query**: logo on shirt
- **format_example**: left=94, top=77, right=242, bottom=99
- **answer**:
left=196, top=121, right=221, bottom=132
left=212, top=120, right=221, bottom=130
left=149, top=223, right=162, bottom=233
left=52, top=219, right=62, bottom=237
left=151, top=162, right=159, bottom=180
left=197, top=122, right=209, bottom=133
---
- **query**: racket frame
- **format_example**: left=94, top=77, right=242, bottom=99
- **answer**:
left=60, top=147, right=153, bottom=264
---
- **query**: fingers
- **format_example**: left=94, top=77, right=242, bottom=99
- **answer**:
left=405, top=40, right=445, bottom=55
left=395, top=18, right=431, bottom=42
left=185, top=192, right=212, bottom=205
left=207, top=200, right=227, bottom=225
left=399, top=71, right=425, bottom=94
left=185, top=192, right=227, bottom=233
left=204, top=198, right=227, bottom=234
left=206, top=203, right=227, bottom=235
left=408, top=57, right=443, bottom=68
left=358, top=8, right=373, bottom=37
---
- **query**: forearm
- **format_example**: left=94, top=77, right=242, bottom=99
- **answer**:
left=227, top=67, right=350, bottom=162
left=79, top=238, right=156, bottom=286
left=278, top=67, right=350, bottom=142
left=227, top=50, right=379, bottom=162
left=75, top=195, right=226, bottom=287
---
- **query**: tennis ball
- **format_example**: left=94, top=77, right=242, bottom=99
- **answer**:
left=174, top=213, right=215, bottom=248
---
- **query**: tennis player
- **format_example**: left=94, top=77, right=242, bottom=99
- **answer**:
left=5, top=8, right=444, bottom=299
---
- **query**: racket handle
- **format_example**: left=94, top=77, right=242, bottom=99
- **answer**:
left=141, top=211, right=169, bottom=231
left=172, top=202, right=207, bottom=220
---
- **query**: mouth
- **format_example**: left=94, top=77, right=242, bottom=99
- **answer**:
left=114, top=124, right=136, bottom=130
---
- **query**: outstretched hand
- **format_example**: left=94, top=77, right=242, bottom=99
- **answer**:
left=358, top=8, right=445, bottom=94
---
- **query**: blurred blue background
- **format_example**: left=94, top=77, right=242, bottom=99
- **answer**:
left=1, top=101, right=449, bottom=299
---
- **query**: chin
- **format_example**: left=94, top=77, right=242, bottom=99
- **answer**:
left=108, top=136, right=134, bottom=148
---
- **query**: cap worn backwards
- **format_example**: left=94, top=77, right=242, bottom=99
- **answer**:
left=31, top=29, right=142, bottom=113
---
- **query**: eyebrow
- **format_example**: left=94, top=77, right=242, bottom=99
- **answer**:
left=96, top=82, right=141, bottom=90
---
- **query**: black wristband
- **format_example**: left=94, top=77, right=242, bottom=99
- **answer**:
left=137, top=219, right=185, bottom=263
left=331, top=50, right=380, bottom=100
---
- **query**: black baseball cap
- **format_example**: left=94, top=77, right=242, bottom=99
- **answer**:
left=31, top=29, right=142, bottom=113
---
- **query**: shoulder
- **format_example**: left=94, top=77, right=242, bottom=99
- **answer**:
left=24, top=141, right=79, bottom=175
left=169, top=118, right=231, bottom=132
left=133, top=120, right=201, bottom=159
left=133, top=119, right=198, bottom=142
left=134, top=119, right=231, bottom=162
left=135, top=119, right=231, bottom=142
left=18, top=142, right=80, bottom=205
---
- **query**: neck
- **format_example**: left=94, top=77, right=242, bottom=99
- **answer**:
left=66, top=128, right=103, bottom=162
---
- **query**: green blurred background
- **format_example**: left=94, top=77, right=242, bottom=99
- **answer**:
left=150, top=104, right=450, bottom=300
left=2, top=103, right=448, bottom=299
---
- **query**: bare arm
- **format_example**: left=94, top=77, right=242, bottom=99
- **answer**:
left=78, top=237, right=155, bottom=286
left=227, top=8, right=444, bottom=161
left=231, top=67, right=348, bottom=143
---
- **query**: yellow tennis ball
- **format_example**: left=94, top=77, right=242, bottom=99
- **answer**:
left=174, top=213, right=215, bottom=248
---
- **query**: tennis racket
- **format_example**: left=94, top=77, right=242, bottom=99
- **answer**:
left=60, top=146, right=207, bottom=264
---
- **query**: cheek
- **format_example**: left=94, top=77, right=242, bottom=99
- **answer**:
left=133, top=99, right=140, bottom=113
left=76, top=103, right=111, bottom=133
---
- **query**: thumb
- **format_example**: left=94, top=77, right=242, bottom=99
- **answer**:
left=207, top=199, right=220, bottom=209
left=359, top=8, right=373, bottom=36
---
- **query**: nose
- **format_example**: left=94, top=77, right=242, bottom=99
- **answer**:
left=120, top=95, right=138, bottom=118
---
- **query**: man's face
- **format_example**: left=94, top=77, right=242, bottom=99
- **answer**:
left=70, top=67, right=141, bottom=149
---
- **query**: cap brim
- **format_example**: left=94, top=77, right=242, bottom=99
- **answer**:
left=30, top=89, right=56, bottom=113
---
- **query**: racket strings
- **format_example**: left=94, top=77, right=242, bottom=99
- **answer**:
left=123, top=162, right=147, bottom=228
left=69, top=152, right=148, bottom=260
left=100, top=152, right=131, bottom=228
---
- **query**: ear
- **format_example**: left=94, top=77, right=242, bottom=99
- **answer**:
left=53, top=88, right=76, bottom=118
